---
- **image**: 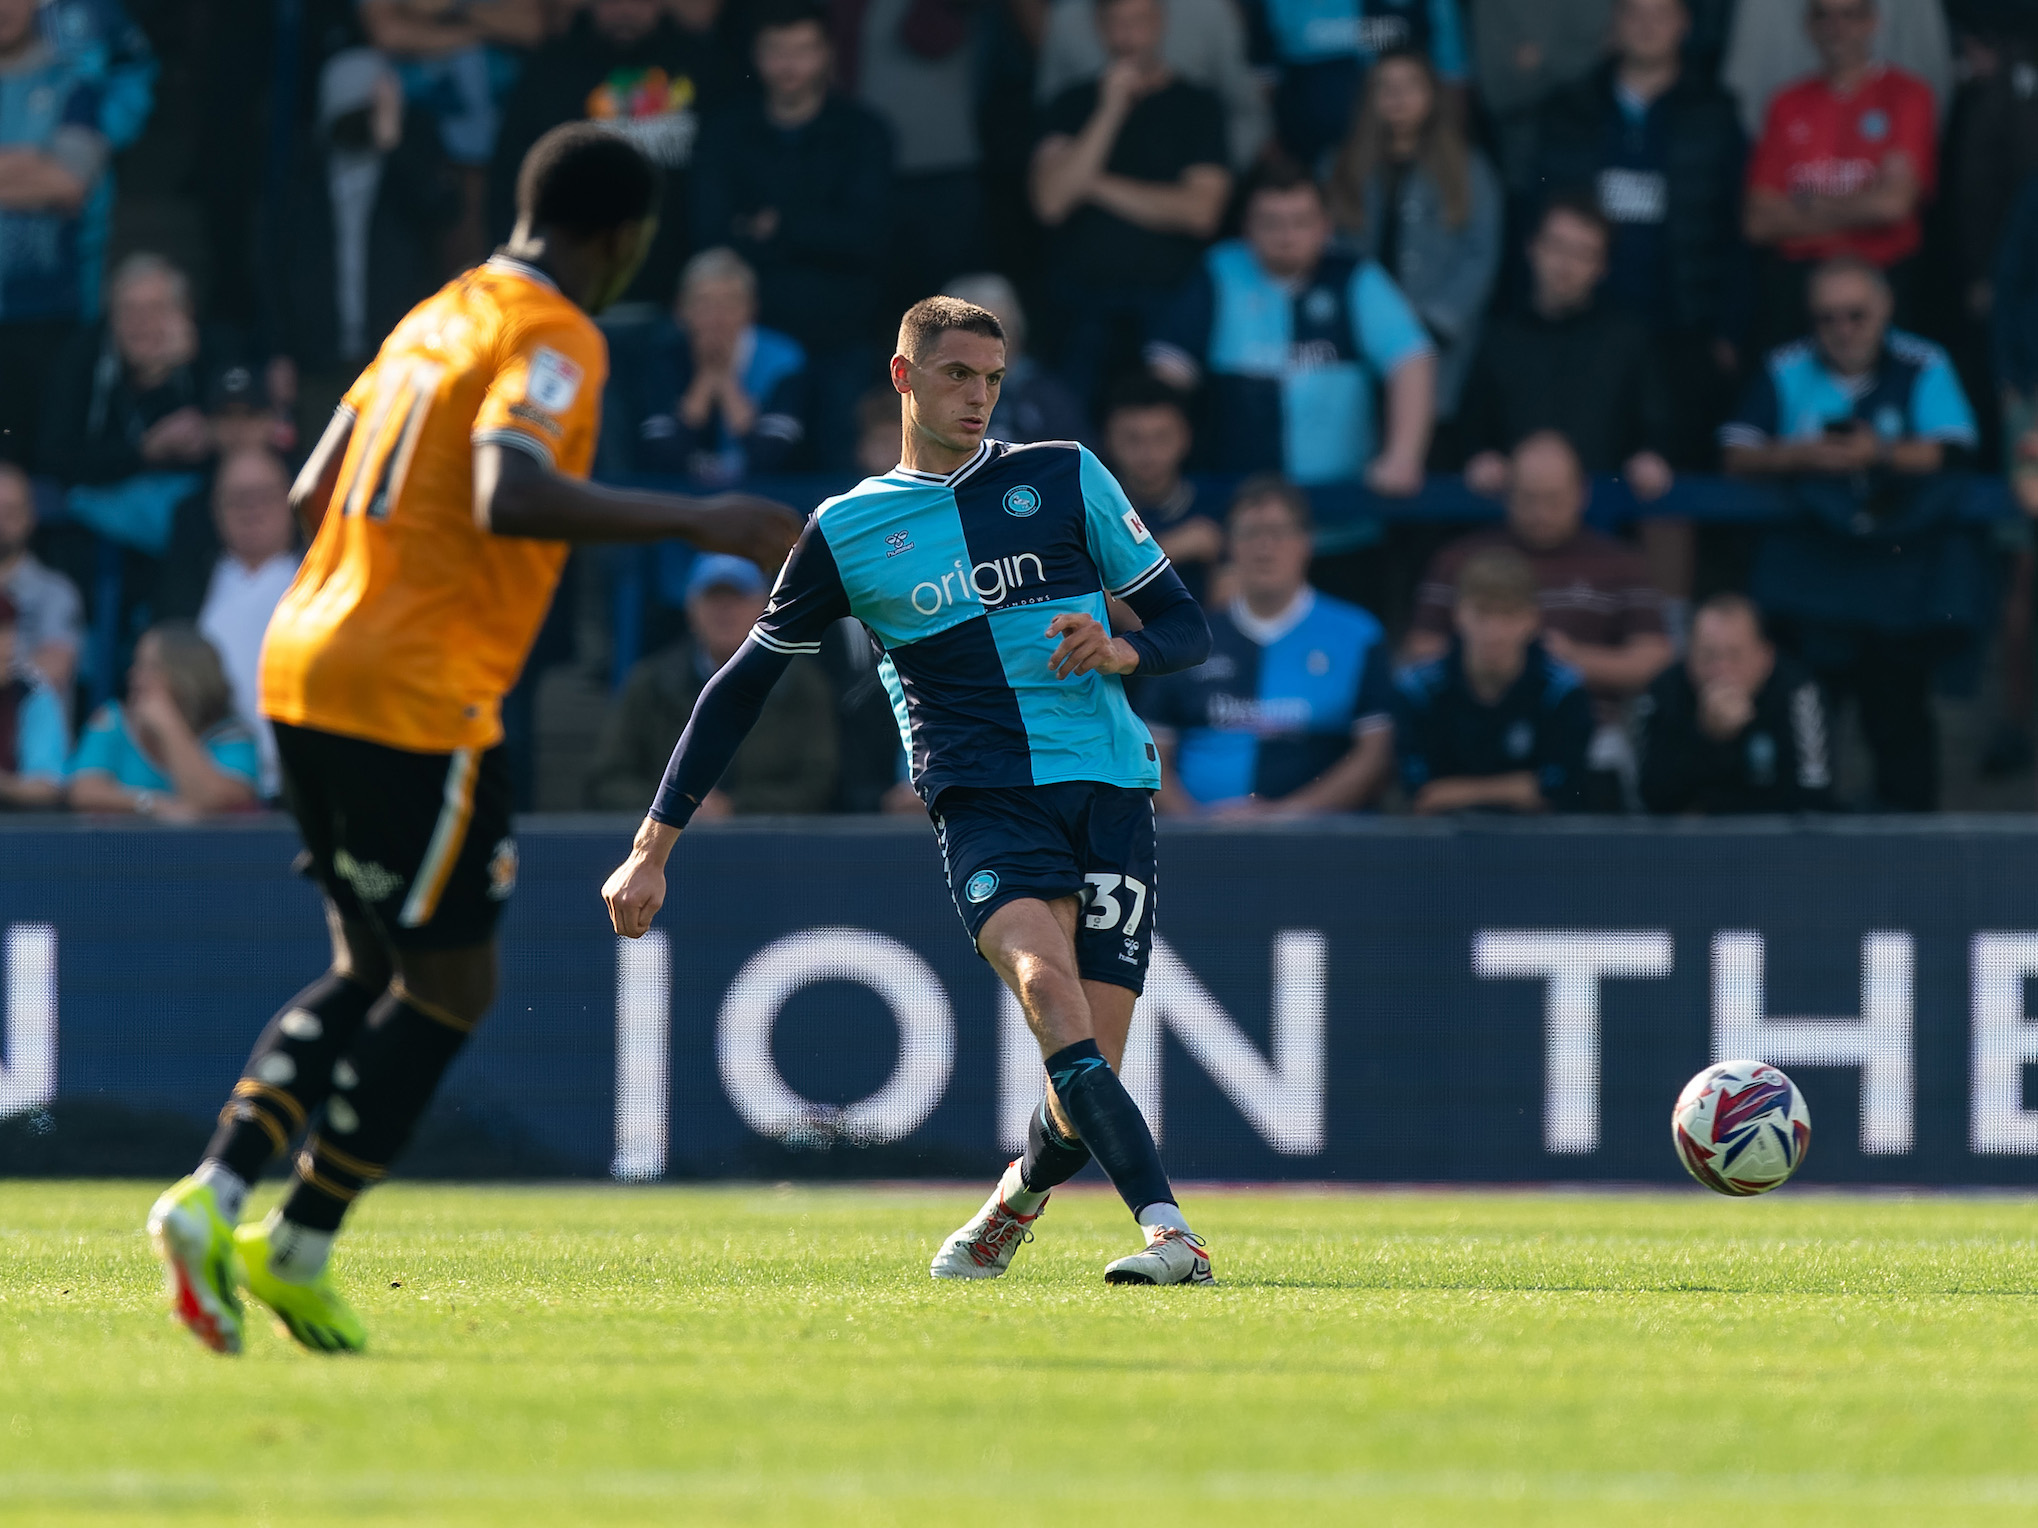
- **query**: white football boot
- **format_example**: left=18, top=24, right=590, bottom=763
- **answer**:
left=1104, top=1225, right=1215, bottom=1286
left=930, top=1173, right=1046, bottom=1280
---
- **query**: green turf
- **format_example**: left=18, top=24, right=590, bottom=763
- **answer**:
left=3, top=1182, right=2037, bottom=1526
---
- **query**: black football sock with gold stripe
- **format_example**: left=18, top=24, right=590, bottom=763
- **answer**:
left=202, top=973, right=380, bottom=1184
left=281, top=984, right=477, bottom=1233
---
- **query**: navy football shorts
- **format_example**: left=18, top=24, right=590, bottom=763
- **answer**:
left=932, top=781, right=1158, bottom=994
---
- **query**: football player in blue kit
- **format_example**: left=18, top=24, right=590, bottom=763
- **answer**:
left=603, top=296, right=1216, bottom=1285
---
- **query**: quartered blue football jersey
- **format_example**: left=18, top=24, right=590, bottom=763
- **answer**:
left=751, top=439, right=1172, bottom=801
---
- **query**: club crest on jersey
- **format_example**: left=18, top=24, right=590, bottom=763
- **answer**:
left=965, top=870, right=999, bottom=903
left=1003, top=485, right=1041, bottom=517
left=486, top=837, right=519, bottom=901
left=1859, top=108, right=1889, bottom=140
left=525, top=346, right=584, bottom=413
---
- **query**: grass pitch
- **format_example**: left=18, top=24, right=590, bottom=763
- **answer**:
left=2, top=1182, right=2037, bottom=1525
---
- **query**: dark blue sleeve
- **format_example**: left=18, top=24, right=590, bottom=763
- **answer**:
left=1119, top=564, right=1211, bottom=676
left=752, top=514, right=852, bottom=655
left=1353, top=642, right=1395, bottom=729
left=1719, top=363, right=1780, bottom=449
left=649, top=638, right=796, bottom=827
left=745, top=364, right=809, bottom=473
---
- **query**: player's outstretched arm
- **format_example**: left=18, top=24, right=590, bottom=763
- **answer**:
left=474, top=444, right=802, bottom=571
left=602, top=636, right=796, bottom=937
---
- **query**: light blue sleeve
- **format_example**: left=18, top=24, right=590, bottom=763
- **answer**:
left=1078, top=446, right=1171, bottom=597
left=15, top=686, right=70, bottom=781
left=204, top=727, right=262, bottom=787
left=65, top=703, right=124, bottom=779
left=1351, top=262, right=1434, bottom=375
left=1912, top=351, right=1979, bottom=445
left=1425, top=0, right=1468, bottom=78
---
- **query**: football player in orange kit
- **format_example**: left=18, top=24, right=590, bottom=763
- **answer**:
left=146, top=123, right=801, bottom=1354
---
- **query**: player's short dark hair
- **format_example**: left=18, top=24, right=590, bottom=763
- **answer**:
left=1103, top=374, right=1190, bottom=424
left=1456, top=546, right=1540, bottom=614
left=897, top=296, right=1004, bottom=363
left=1241, top=155, right=1324, bottom=209
left=1229, top=473, right=1312, bottom=532
left=753, top=0, right=829, bottom=34
left=1536, top=190, right=1611, bottom=249
left=515, top=123, right=661, bottom=237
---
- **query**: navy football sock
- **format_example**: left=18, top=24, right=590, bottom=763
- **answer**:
left=1043, top=1039, right=1175, bottom=1217
left=1020, top=1097, right=1093, bottom=1193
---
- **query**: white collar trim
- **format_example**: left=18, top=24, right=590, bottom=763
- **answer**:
left=893, top=440, right=993, bottom=487
left=485, top=254, right=559, bottom=292
left=1230, top=587, right=1316, bottom=646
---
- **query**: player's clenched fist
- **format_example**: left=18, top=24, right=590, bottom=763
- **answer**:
left=604, top=817, right=680, bottom=937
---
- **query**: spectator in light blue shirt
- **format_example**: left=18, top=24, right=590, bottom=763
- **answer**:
left=0, top=587, right=67, bottom=808
left=66, top=620, right=259, bottom=819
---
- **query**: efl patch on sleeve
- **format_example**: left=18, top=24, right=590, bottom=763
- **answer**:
left=525, top=346, right=584, bottom=414
left=1122, top=508, right=1152, bottom=544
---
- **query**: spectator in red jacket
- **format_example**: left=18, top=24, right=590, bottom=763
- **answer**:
left=1743, top=0, right=1936, bottom=348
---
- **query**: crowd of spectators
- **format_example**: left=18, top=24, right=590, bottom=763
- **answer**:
left=3, top=0, right=2038, bottom=823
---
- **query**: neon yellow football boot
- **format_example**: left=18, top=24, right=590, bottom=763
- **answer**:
left=146, top=1176, right=245, bottom=1354
left=233, top=1220, right=367, bottom=1354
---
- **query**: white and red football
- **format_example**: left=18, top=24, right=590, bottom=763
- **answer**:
left=1672, top=1060, right=1812, bottom=1196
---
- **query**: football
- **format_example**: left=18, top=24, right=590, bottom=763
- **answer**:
left=1672, top=1060, right=1812, bottom=1196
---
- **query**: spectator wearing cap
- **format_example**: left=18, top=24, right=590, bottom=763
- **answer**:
left=1721, top=255, right=1979, bottom=811
left=490, top=0, right=744, bottom=309
left=193, top=448, right=300, bottom=798
left=1102, top=377, right=1221, bottom=605
left=1392, top=544, right=1593, bottom=813
left=1535, top=0, right=1746, bottom=466
left=943, top=273, right=1090, bottom=447
left=65, top=620, right=259, bottom=819
left=1638, top=592, right=1833, bottom=814
left=0, top=0, right=114, bottom=469
left=269, top=48, right=462, bottom=436
left=1146, top=160, right=1434, bottom=600
left=0, top=463, right=83, bottom=698
left=584, top=552, right=839, bottom=815
left=1741, top=0, right=1938, bottom=348
left=1139, top=477, right=1395, bottom=816
left=0, top=588, right=68, bottom=809
left=605, top=247, right=808, bottom=484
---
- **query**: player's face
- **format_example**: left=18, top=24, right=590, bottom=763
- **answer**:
left=901, top=331, right=1006, bottom=453
left=1227, top=500, right=1312, bottom=603
left=587, top=218, right=659, bottom=314
left=1614, top=0, right=1688, bottom=68
left=1528, top=212, right=1608, bottom=314
left=1455, top=600, right=1539, bottom=677
left=1689, top=609, right=1774, bottom=695
left=1244, top=188, right=1332, bottom=280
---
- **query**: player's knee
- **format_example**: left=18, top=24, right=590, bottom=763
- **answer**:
left=327, top=911, right=394, bottom=993
left=393, top=944, right=497, bottom=1028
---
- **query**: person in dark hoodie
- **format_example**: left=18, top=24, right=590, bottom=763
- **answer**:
left=487, top=0, right=747, bottom=310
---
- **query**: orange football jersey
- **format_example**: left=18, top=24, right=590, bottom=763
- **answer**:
left=260, top=256, right=606, bottom=753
